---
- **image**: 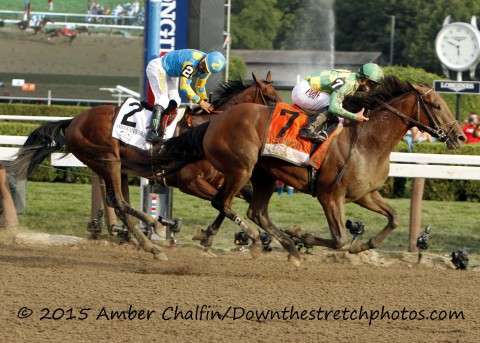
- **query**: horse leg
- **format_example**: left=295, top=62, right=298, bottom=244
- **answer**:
left=194, top=185, right=252, bottom=249
left=119, top=175, right=167, bottom=239
left=100, top=166, right=167, bottom=260
left=287, top=192, right=349, bottom=250
left=348, top=190, right=398, bottom=253
left=247, top=169, right=301, bottom=266
left=192, top=212, right=226, bottom=249
left=210, top=172, right=264, bottom=259
left=165, top=164, right=228, bottom=248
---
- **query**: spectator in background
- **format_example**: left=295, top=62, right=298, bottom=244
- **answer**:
left=48, top=0, right=53, bottom=11
left=111, top=4, right=124, bottom=24
left=462, top=113, right=479, bottom=143
left=403, top=129, right=413, bottom=151
left=468, top=124, right=480, bottom=144
left=23, top=0, right=31, bottom=21
left=412, top=127, right=434, bottom=144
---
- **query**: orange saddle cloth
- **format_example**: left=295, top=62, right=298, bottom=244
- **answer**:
left=260, top=102, right=342, bottom=169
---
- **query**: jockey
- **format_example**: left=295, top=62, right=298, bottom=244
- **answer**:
left=292, top=63, right=384, bottom=142
left=145, top=49, right=226, bottom=143
left=64, top=25, right=74, bottom=36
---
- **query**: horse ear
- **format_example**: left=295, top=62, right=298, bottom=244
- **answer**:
left=266, top=71, right=272, bottom=83
left=253, top=73, right=265, bottom=88
left=407, top=81, right=422, bottom=93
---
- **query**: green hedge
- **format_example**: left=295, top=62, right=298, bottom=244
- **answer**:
left=0, top=104, right=91, bottom=183
left=0, top=104, right=88, bottom=117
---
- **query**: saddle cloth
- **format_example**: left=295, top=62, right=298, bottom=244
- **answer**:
left=260, top=102, right=342, bottom=169
left=111, top=97, right=185, bottom=149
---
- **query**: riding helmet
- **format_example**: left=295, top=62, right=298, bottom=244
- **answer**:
left=357, top=63, right=384, bottom=83
left=204, top=51, right=226, bottom=74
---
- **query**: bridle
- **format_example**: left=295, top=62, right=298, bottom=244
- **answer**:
left=185, top=80, right=279, bottom=127
left=335, top=87, right=458, bottom=185
left=254, top=81, right=279, bottom=106
left=374, top=88, right=458, bottom=143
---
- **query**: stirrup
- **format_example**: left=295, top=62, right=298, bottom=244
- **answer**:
left=299, top=129, right=326, bottom=143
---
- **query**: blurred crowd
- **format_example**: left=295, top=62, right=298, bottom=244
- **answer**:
left=86, top=0, right=144, bottom=25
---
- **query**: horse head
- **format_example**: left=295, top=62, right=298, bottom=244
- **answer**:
left=252, top=71, right=283, bottom=106
left=349, top=75, right=466, bottom=150
left=406, top=82, right=466, bottom=149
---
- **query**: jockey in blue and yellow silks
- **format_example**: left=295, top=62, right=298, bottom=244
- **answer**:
left=291, top=63, right=384, bottom=142
left=145, top=49, right=226, bottom=143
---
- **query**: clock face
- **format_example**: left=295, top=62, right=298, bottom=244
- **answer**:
left=435, top=22, right=480, bottom=71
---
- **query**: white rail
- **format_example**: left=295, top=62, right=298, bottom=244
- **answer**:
left=0, top=116, right=82, bottom=166
left=389, top=152, right=480, bottom=180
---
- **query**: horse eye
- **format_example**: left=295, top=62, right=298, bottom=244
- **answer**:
left=432, top=103, right=441, bottom=110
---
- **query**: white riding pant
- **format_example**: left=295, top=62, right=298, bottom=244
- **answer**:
left=291, top=79, right=330, bottom=112
left=146, top=57, right=181, bottom=109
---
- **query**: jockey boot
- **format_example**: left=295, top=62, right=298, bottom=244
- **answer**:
left=145, top=105, right=164, bottom=144
left=299, top=110, right=329, bottom=143
left=299, top=126, right=328, bottom=143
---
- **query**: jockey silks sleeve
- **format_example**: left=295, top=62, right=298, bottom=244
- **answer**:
left=162, top=49, right=210, bottom=104
left=306, top=70, right=360, bottom=120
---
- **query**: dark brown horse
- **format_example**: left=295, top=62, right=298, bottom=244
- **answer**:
left=45, top=26, right=90, bottom=44
left=157, top=75, right=466, bottom=266
left=7, top=72, right=282, bottom=261
left=18, top=17, right=53, bottom=34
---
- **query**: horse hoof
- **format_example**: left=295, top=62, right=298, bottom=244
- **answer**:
left=348, top=240, right=365, bottom=254
left=191, top=229, right=206, bottom=241
left=249, top=243, right=263, bottom=259
left=153, top=252, right=168, bottom=261
left=288, top=254, right=302, bottom=267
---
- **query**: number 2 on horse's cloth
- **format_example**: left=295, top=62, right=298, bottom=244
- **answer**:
left=120, top=102, right=144, bottom=128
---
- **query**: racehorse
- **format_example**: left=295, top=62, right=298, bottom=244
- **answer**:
left=156, top=75, right=466, bottom=266
left=18, top=17, right=53, bottom=34
left=6, top=72, right=282, bottom=261
left=45, top=26, right=90, bottom=45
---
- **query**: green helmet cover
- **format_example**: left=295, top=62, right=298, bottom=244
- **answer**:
left=357, top=63, right=384, bottom=82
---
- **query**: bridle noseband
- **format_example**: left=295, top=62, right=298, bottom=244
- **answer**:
left=374, top=89, right=458, bottom=143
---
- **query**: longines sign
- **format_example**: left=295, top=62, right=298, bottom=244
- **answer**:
left=433, top=80, right=480, bottom=94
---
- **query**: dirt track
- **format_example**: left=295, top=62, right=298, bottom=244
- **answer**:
left=0, top=27, right=142, bottom=99
left=1, top=228, right=479, bottom=343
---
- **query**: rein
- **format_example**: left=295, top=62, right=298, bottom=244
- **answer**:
left=335, top=110, right=370, bottom=185
left=334, top=87, right=456, bottom=185
left=373, top=89, right=457, bottom=143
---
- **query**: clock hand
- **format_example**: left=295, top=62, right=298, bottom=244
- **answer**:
left=447, top=40, right=460, bottom=47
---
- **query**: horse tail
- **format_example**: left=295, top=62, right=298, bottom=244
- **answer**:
left=154, top=121, right=209, bottom=173
left=5, top=119, right=73, bottom=180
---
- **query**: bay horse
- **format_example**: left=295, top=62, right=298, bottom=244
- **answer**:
left=45, top=26, right=90, bottom=45
left=18, top=17, right=53, bottom=34
left=157, top=75, right=466, bottom=266
left=6, top=72, right=282, bottom=261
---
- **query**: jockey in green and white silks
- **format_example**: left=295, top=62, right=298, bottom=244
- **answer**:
left=145, top=49, right=226, bottom=143
left=291, top=63, right=384, bottom=143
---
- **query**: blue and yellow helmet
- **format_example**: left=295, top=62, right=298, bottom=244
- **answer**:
left=205, top=51, right=226, bottom=74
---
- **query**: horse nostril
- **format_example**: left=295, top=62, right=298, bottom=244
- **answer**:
left=458, top=135, right=467, bottom=142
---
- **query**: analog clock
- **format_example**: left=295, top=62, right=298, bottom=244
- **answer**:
left=435, top=22, right=480, bottom=71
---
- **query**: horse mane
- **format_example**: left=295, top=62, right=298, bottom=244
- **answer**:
left=211, top=79, right=250, bottom=108
left=343, top=74, right=413, bottom=113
